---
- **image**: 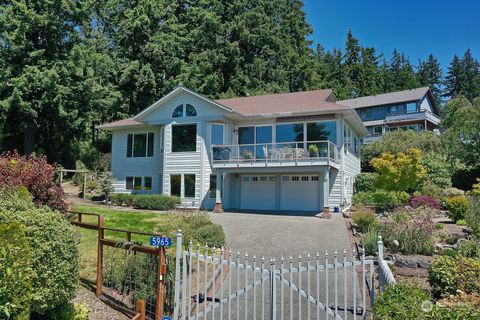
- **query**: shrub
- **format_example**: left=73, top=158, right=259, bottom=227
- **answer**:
left=420, top=154, right=453, bottom=189
left=354, top=172, right=377, bottom=192
left=457, top=239, right=480, bottom=259
left=43, top=302, right=90, bottom=320
left=99, top=171, right=114, bottom=201
left=0, top=223, right=33, bottom=320
left=445, top=195, right=470, bottom=222
left=71, top=160, right=87, bottom=186
left=195, top=224, right=226, bottom=247
left=456, top=219, right=467, bottom=226
left=110, top=194, right=180, bottom=210
left=467, top=178, right=480, bottom=196
left=383, top=210, right=435, bottom=255
left=351, top=206, right=376, bottom=232
left=466, top=196, right=480, bottom=237
left=0, top=151, right=67, bottom=212
left=420, top=180, right=444, bottom=199
left=0, top=188, right=79, bottom=314
left=409, top=195, right=441, bottom=209
left=373, top=283, right=431, bottom=320
left=131, top=194, right=181, bottom=210
left=429, top=256, right=480, bottom=298
left=374, top=283, right=480, bottom=320
left=441, top=187, right=465, bottom=199
left=360, top=230, right=378, bottom=256
left=352, top=190, right=408, bottom=209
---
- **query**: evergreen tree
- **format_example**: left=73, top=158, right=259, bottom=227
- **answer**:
left=444, top=54, right=464, bottom=99
left=460, top=49, right=480, bottom=101
left=417, top=54, right=443, bottom=104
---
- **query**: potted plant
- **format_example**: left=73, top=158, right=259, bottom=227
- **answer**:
left=243, top=150, right=254, bottom=160
left=308, top=144, right=319, bottom=157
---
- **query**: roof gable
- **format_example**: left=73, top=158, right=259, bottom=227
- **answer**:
left=133, top=86, right=234, bottom=121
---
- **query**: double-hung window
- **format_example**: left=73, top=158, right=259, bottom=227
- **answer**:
left=127, top=133, right=154, bottom=157
left=172, top=124, right=197, bottom=152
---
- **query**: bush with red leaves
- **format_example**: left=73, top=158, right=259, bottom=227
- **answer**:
left=409, top=194, right=441, bottom=210
left=0, top=151, right=67, bottom=212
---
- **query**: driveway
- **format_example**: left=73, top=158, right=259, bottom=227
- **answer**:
left=210, top=211, right=353, bottom=259
left=194, top=211, right=366, bottom=320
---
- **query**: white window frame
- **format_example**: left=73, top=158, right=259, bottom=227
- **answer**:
left=127, top=132, right=154, bottom=158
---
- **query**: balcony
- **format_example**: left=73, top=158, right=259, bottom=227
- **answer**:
left=211, top=141, right=339, bottom=169
left=385, top=110, right=441, bottom=125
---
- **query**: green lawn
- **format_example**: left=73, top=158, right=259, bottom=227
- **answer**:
left=71, top=204, right=185, bottom=279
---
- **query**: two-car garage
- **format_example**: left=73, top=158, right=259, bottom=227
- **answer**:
left=239, top=174, right=322, bottom=212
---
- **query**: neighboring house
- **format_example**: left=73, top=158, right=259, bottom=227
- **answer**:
left=338, top=87, right=441, bottom=143
left=97, top=86, right=368, bottom=213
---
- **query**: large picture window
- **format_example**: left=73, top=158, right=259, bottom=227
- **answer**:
left=127, top=133, right=154, bottom=157
left=307, top=121, right=337, bottom=144
left=172, top=124, right=197, bottom=152
left=211, top=124, right=224, bottom=145
left=276, top=123, right=304, bottom=143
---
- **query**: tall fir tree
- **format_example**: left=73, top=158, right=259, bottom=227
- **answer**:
left=417, top=53, right=443, bottom=104
left=444, top=54, right=464, bottom=99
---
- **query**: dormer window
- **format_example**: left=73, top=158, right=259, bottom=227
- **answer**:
left=172, top=104, right=197, bottom=118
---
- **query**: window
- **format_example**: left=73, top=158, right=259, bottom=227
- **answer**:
left=406, top=103, right=417, bottom=113
left=252, top=177, right=258, bottom=182
left=344, top=124, right=353, bottom=153
left=307, top=121, right=337, bottom=144
left=242, top=176, right=249, bottom=182
left=359, top=109, right=372, bottom=119
left=311, top=176, right=319, bottom=181
left=211, top=124, right=224, bottom=145
left=389, top=105, right=399, bottom=114
left=260, top=176, right=268, bottom=182
left=127, top=133, right=154, bottom=157
left=292, top=176, right=299, bottom=181
left=170, top=175, right=181, bottom=196
left=255, top=126, right=272, bottom=158
left=172, top=105, right=183, bottom=118
left=209, top=175, right=216, bottom=198
left=269, top=177, right=276, bottom=182
left=301, top=176, right=309, bottom=181
left=184, top=174, right=195, bottom=198
left=282, top=176, right=289, bottom=181
left=238, top=126, right=254, bottom=144
left=373, top=126, right=382, bottom=134
left=172, top=124, right=197, bottom=152
left=186, top=104, right=197, bottom=117
left=144, top=176, right=152, bottom=190
left=276, top=123, right=304, bottom=142
left=126, top=176, right=142, bottom=190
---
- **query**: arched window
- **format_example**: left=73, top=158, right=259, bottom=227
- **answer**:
left=186, top=104, right=197, bottom=117
left=172, top=105, right=183, bottom=118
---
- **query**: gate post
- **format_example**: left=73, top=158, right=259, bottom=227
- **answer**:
left=155, top=246, right=166, bottom=320
left=96, top=215, right=105, bottom=297
left=378, top=236, right=384, bottom=292
left=173, top=230, right=183, bottom=320
left=270, top=258, right=276, bottom=320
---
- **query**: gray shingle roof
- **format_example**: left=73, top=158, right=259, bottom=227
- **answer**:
left=338, top=87, right=430, bottom=109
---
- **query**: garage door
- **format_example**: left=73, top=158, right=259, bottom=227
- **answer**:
left=240, top=175, right=276, bottom=210
left=280, top=175, right=320, bottom=211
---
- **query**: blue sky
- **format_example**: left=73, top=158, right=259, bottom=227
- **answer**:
left=302, top=0, right=480, bottom=70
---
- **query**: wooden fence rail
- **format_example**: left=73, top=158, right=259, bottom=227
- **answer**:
left=70, top=211, right=168, bottom=320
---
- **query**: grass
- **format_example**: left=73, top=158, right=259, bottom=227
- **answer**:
left=71, top=204, right=185, bottom=280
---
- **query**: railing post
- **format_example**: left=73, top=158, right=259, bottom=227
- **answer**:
left=96, top=215, right=105, bottom=297
left=155, top=246, right=166, bottom=320
left=136, top=299, right=146, bottom=320
left=270, top=258, right=276, bottom=320
left=173, top=230, right=183, bottom=320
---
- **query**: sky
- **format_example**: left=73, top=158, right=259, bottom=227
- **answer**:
left=302, top=0, right=480, bottom=70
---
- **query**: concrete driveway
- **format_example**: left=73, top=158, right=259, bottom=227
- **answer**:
left=209, top=211, right=353, bottom=259
left=196, top=211, right=366, bottom=319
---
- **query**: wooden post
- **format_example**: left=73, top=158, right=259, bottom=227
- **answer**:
left=83, top=172, right=87, bottom=199
left=96, top=215, right=105, bottom=297
left=136, top=300, right=146, bottom=320
left=155, top=247, right=166, bottom=320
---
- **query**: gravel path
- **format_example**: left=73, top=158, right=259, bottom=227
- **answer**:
left=74, top=286, right=129, bottom=320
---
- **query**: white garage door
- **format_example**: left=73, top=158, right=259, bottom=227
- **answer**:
left=280, top=175, right=320, bottom=211
left=240, top=175, right=276, bottom=210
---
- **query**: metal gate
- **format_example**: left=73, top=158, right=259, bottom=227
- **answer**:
left=172, top=231, right=374, bottom=320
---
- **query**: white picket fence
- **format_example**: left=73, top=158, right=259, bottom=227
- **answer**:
left=171, top=231, right=392, bottom=320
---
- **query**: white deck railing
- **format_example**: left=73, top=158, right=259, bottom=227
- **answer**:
left=211, top=140, right=339, bottom=165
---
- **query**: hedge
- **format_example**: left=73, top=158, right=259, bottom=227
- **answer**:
left=110, top=193, right=181, bottom=210
left=352, top=190, right=409, bottom=209
left=0, top=188, right=79, bottom=314
left=0, top=223, right=33, bottom=320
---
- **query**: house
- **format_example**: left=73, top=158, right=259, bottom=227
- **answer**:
left=338, top=87, right=440, bottom=144
left=97, top=86, right=368, bottom=213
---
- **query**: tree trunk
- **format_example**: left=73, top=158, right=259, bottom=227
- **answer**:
left=24, top=124, right=34, bottom=155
